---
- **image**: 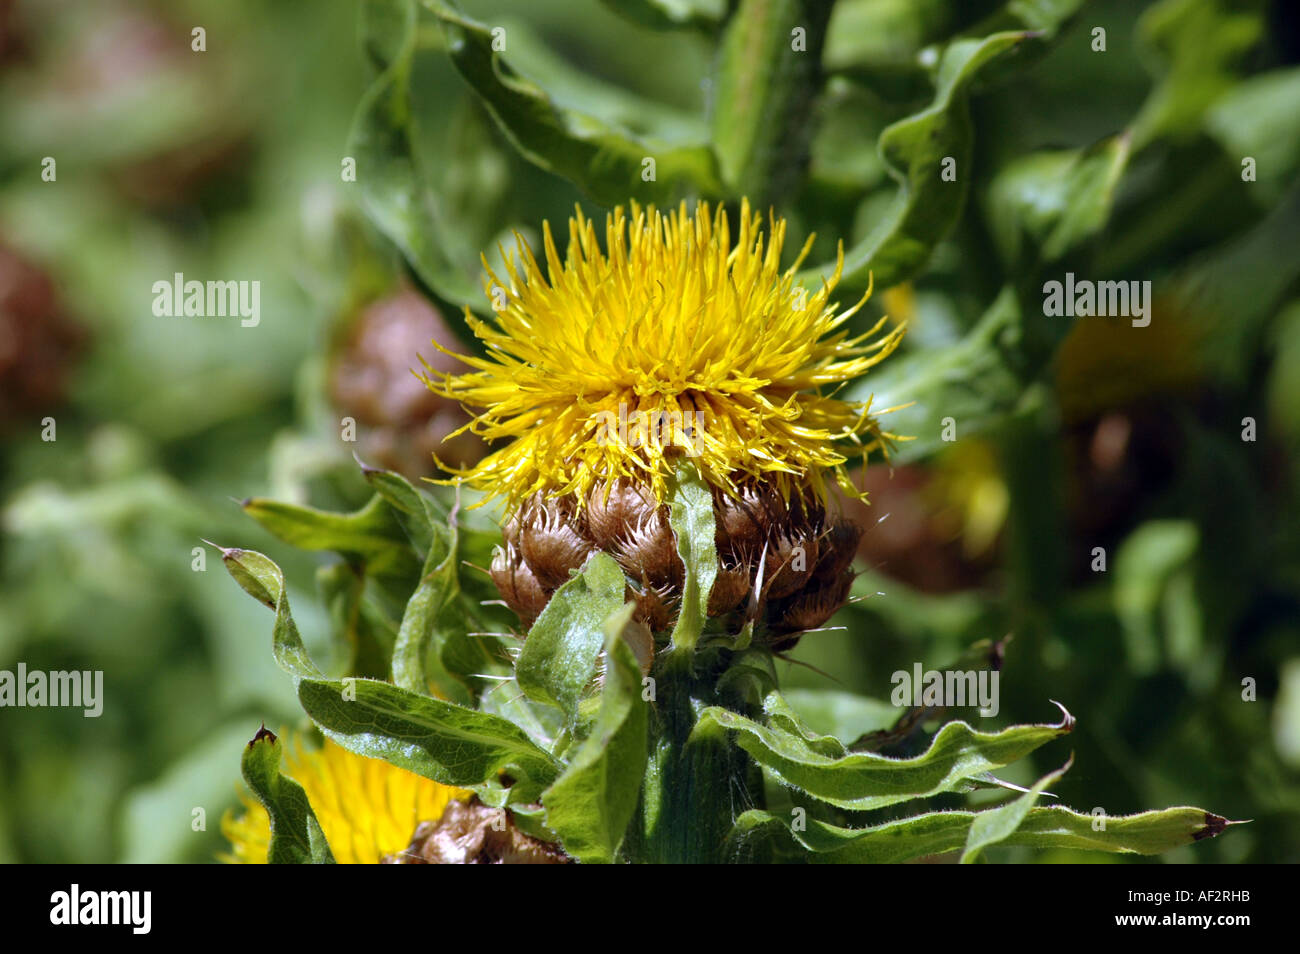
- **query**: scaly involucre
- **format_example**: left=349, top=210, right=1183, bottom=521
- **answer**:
left=420, top=199, right=905, bottom=513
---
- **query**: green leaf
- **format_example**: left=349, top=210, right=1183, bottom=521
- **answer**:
left=217, top=546, right=557, bottom=798
left=390, top=495, right=461, bottom=694
left=796, top=30, right=1036, bottom=292
left=217, top=546, right=322, bottom=679
left=852, top=285, right=1032, bottom=463
left=598, top=0, right=725, bottom=31
left=1129, top=0, right=1264, bottom=151
left=541, top=603, right=650, bottom=863
left=986, top=134, right=1132, bottom=266
left=729, top=802, right=1236, bottom=863
left=360, top=460, right=441, bottom=558
left=1113, top=521, right=1200, bottom=676
left=781, top=688, right=900, bottom=744
left=240, top=494, right=411, bottom=560
left=960, top=757, right=1069, bottom=863
left=516, top=553, right=629, bottom=721
left=1205, top=67, right=1300, bottom=203
left=318, top=562, right=394, bottom=680
left=667, top=461, right=719, bottom=661
left=348, top=0, right=483, bottom=309
left=710, top=0, right=832, bottom=205
left=699, top=696, right=1073, bottom=811
left=823, top=0, right=958, bottom=74
left=297, top=677, right=560, bottom=801
left=240, top=728, right=335, bottom=864
left=424, top=0, right=723, bottom=205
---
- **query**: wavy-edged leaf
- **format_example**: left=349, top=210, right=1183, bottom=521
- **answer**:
left=699, top=697, right=1073, bottom=811
left=240, top=727, right=335, bottom=864
left=217, top=546, right=557, bottom=799
left=348, top=0, right=483, bottom=309
left=297, top=677, right=560, bottom=802
left=796, top=30, right=1036, bottom=292
left=542, top=603, right=650, bottom=863
left=986, top=133, right=1132, bottom=266
left=360, top=460, right=442, bottom=558
left=424, top=0, right=723, bottom=205
left=851, top=285, right=1031, bottom=463
left=390, top=503, right=460, bottom=695
left=729, top=802, right=1237, bottom=863
left=216, top=546, right=321, bottom=679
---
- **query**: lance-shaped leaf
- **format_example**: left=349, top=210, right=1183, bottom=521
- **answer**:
left=241, top=494, right=414, bottom=567
left=349, top=0, right=483, bottom=309
left=985, top=133, right=1132, bottom=266
left=240, top=727, right=335, bottom=864
left=960, top=757, right=1070, bottom=863
left=360, top=459, right=440, bottom=558
left=728, top=802, right=1238, bottom=863
left=297, top=677, right=560, bottom=802
left=667, top=462, right=719, bottom=660
left=389, top=490, right=460, bottom=695
left=516, top=553, right=628, bottom=721
left=796, top=30, right=1036, bottom=293
left=542, top=603, right=650, bottom=863
left=216, top=545, right=322, bottom=679
left=698, top=698, right=1073, bottom=811
left=217, top=546, right=559, bottom=799
left=424, top=0, right=723, bottom=205
left=847, top=285, right=1032, bottom=464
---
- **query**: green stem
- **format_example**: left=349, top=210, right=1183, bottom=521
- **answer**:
left=627, top=662, right=764, bottom=863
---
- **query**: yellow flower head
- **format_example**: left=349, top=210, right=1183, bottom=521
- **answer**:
left=420, top=199, right=905, bottom=514
left=221, top=735, right=466, bottom=864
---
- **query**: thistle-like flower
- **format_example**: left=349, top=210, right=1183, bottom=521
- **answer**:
left=422, top=200, right=904, bottom=645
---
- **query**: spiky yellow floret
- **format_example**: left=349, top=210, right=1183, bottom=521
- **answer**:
left=220, top=735, right=466, bottom=864
left=420, top=199, right=905, bottom=513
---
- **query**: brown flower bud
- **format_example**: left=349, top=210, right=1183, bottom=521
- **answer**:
left=713, top=485, right=769, bottom=561
left=490, top=478, right=860, bottom=651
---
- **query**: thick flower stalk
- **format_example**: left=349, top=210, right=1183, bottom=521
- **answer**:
left=422, top=200, right=904, bottom=645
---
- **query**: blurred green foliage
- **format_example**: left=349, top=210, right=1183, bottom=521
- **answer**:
left=0, top=0, right=1297, bottom=862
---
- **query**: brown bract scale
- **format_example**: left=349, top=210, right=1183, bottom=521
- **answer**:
left=382, top=797, right=571, bottom=864
left=488, top=479, right=861, bottom=650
